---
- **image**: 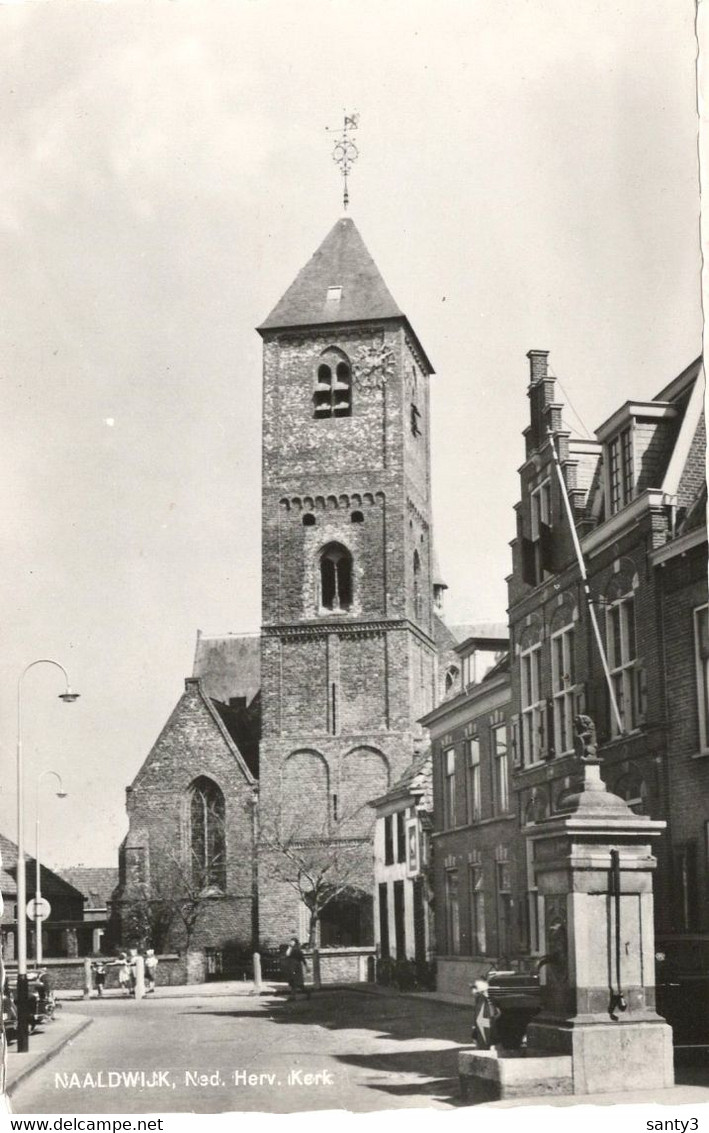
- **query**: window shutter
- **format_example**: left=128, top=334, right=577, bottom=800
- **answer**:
left=510, top=715, right=522, bottom=768
left=635, top=665, right=648, bottom=726
left=539, top=521, right=554, bottom=573
left=521, top=538, right=537, bottom=586
left=544, top=699, right=555, bottom=760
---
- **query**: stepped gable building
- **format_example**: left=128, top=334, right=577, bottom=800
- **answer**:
left=255, top=215, right=446, bottom=945
left=424, top=350, right=707, bottom=1023
left=509, top=351, right=707, bottom=959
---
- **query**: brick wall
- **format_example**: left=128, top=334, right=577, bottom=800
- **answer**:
left=4, top=954, right=188, bottom=991
left=677, top=414, right=707, bottom=508
left=657, top=541, right=709, bottom=933
left=115, top=680, right=256, bottom=952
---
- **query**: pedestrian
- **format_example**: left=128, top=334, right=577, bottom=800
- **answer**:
left=284, top=937, right=310, bottom=1000
left=92, top=958, right=107, bottom=998
left=116, top=952, right=131, bottom=997
left=127, top=949, right=138, bottom=997
left=144, top=949, right=158, bottom=994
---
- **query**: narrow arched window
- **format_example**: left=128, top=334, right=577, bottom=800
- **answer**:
left=320, top=543, right=353, bottom=611
left=313, top=353, right=352, bottom=419
left=413, top=550, right=422, bottom=619
left=188, top=777, right=226, bottom=892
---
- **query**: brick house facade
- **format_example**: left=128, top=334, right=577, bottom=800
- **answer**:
left=424, top=350, right=706, bottom=1007
left=509, top=352, right=707, bottom=959
left=422, top=645, right=513, bottom=997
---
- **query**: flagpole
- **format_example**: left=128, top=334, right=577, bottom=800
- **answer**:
left=546, top=429, right=624, bottom=735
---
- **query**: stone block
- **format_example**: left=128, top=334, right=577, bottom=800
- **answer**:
left=458, top=1049, right=573, bottom=1103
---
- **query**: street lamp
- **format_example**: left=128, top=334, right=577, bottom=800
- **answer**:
left=16, top=660, right=79, bottom=1053
left=34, top=770, right=68, bottom=969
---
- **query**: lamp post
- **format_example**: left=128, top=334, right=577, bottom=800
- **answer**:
left=34, top=770, right=68, bottom=968
left=16, top=660, right=79, bottom=1053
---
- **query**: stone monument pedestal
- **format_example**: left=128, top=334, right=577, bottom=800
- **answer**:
left=459, top=760, right=674, bottom=1101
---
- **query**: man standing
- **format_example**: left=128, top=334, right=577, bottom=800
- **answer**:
left=284, top=938, right=310, bottom=1000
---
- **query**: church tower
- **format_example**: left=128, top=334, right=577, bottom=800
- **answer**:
left=256, top=217, right=438, bottom=946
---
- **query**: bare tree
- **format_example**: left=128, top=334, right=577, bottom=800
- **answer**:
left=260, top=802, right=373, bottom=947
left=119, top=824, right=226, bottom=954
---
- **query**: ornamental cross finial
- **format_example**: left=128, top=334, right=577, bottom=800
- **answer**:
left=327, top=112, right=359, bottom=211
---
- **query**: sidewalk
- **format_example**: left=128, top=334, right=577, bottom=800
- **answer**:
left=57, top=979, right=282, bottom=1001
left=5, top=1012, right=92, bottom=1097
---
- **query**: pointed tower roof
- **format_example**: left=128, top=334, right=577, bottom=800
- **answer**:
left=258, top=217, right=433, bottom=370
left=259, top=217, right=402, bottom=329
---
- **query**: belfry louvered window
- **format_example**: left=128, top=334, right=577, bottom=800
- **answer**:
left=320, top=543, right=353, bottom=611
left=313, top=355, right=352, bottom=418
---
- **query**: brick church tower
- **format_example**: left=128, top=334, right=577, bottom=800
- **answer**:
left=256, top=217, right=440, bottom=946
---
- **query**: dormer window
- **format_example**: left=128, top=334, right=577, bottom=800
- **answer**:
left=313, top=351, right=352, bottom=419
left=608, top=426, right=633, bottom=514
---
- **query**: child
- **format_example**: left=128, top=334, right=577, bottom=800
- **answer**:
left=144, top=949, right=158, bottom=994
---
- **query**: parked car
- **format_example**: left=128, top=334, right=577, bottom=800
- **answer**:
left=5, top=971, right=56, bottom=1033
left=2, top=980, right=17, bottom=1044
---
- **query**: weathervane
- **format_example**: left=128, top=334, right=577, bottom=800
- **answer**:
left=327, top=112, right=360, bottom=211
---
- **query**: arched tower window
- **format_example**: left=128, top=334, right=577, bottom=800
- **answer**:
left=188, top=777, right=226, bottom=892
left=320, top=543, right=353, bottom=611
left=313, top=352, right=352, bottom=419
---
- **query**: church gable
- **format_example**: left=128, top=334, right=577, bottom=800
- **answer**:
left=131, top=677, right=255, bottom=796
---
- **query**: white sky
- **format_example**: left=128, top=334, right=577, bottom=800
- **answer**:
left=0, top=0, right=702, bottom=868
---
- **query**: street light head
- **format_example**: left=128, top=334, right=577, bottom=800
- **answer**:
left=58, top=690, right=80, bottom=703
left=56, top=791, right=68, bottom=799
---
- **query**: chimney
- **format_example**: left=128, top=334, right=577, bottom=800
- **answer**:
left=526, top=349, right=556, bottom=452
left=526, top=349, right=549, bottom=384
